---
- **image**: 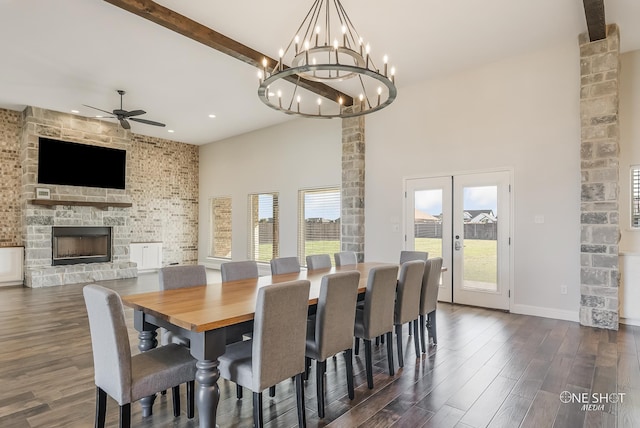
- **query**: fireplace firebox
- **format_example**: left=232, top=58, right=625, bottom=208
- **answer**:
left=52, top=227, right=112, bottom=266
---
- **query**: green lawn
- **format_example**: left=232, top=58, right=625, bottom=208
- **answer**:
left=415, top=237, right=497, bottom=284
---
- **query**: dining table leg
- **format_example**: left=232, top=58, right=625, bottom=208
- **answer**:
left=135, top=315, right=158, bottom=417
left=191, top=328, right=227, bottom=428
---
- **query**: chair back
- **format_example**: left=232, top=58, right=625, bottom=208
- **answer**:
left=221, top=260, right=259, bottom=282
left=252, top=280, right=311, bottom=391
left=270, top=256, right=301, bottom=275
left=395, top=260, right=425, bottom=324
left=315, top=271, right=360, bottom=360
left=334, top=251, right=358, bottom=267
left=361, top=265, right=399, bottom=339
left=420, top=257, right=443, bottom=315
left=306, top=254, right=332, bottom=270
left=83, top=284, right=132, bottom=405
left=399, top=250, right=428, bottom=264
left=159, top=265, right=207, bottom=290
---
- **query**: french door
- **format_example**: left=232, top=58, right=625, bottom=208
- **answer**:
left=405, top=171, right=511, bottom=310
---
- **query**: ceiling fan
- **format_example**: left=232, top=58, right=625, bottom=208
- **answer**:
left=83, top=90, right=165, bottom=130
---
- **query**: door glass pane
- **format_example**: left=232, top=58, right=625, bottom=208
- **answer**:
left=414, top=189, right=443, bottom=258
left=462, top=186, right=498, bottom=292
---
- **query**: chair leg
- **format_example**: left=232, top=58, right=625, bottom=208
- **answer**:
left=187, top=380, right=195, bottom=419
left=304, top=356, right=311, bottom=380
left=386, top=331, right=395, bottom=376
left=413, top=318, right=420, bottom=357
left=269, top=385, right=276, bottom=397
left=354, top=337, right=360, bottom=355
left=419, top=314, right=427, bottom=353
left=316, top=360, right=326, bottom=418
left=253, top=392, right=263, bottom=428
left=95, top=387, right=107, bottom=428
left=395, top=324, right=404, bottom=368
left=295, top=373, right=307, bottom=428
left=119, top=403, right=131, bottom=428
left=427, top=310, right=437, bottom=345
left=408, top=321, right=412, bottom=335
left=172, top=385, right=180, bottom=417
left=364, top=339, right=374, bottom=389
left=344, top=349, right=354, bottom=400
left=236, top=384, right=243, bottom=399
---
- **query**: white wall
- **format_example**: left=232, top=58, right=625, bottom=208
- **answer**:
left=619, top=49, right=640, bottom=252
left=366, top=38, right=582, bottom=319
left=198, top=37, right=583, bottom=320
left=199, top=118, right=342, bottom=265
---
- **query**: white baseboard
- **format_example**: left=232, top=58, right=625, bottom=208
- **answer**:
left=510, top=303, right=579, bottom=323
left=620, top=317, right=640, bottom=327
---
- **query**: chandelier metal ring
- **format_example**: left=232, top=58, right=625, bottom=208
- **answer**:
left=258, top=64, right=397, bottom=119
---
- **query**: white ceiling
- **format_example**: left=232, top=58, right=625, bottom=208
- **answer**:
left=1, top=0, right=639, bottom=145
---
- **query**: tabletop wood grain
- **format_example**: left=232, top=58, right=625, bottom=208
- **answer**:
left=122, top=262, right=389, bottom=333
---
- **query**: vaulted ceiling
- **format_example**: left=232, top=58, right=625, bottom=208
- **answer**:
left=1, top=0, right=639, bottom=145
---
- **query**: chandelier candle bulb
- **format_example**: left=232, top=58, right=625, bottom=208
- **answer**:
left=277, top=90, right=282, bottom=108
left=278, top=49, right=284, bottom=71
left=377, top=86, right=382, bottom=106
left=262, top=57, right=268, bottom=77
left=383, top=55, right=388, bottom=77
left=317, top=98, right=322, bottom=115
left=316, top=26, right=320, bottom=46
left=297, top=95, right=301, bottom=113
left=295, top=35, right=299, bottom=54
left=391, top=67, right=396, bottom=84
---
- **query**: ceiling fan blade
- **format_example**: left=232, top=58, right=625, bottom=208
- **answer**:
left=83, top=104, right=116, bottom=116
left=129, top=117, right=166, bottom=127
left=113, top=109, right=128, bottom=116
left=123, top=109, right=146, bottom=117
left=119, top=119, right=131, bottom=130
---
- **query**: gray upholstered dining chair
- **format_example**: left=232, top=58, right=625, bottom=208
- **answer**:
left=218, top=280, right=311, bottom=428
left=334, top=251, right=358, bottom=267
left=306, top=254, right=332, bottom=270
left=305, top=271, right=360, bottom=418
left=270, top=256, right=301, bottom=275
left=353, top=264, right=399, bottom=389
left=393, top=260, right=425, bottom=368
left=419, top=257, right=443, bottom=352
left=221, top=260, right=259, bottom=282
left=399, top=250, right=428, bottom=264
left=158, top=264, right=207, bottom=347
left=83, top=284, right=196, bottom=428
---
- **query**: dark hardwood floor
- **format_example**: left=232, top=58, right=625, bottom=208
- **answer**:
left=1, top=271, right=639, bottom=427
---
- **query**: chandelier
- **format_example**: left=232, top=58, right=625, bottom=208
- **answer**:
left=257, top=0, right=397, bottom=119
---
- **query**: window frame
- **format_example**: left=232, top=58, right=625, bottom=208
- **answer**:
left=247, top=192, right=279, bottom=263
left=298, top=186, right=341, bottom=267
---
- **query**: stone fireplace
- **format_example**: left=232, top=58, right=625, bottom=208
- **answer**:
left=21, top=107, right=137, bottom=287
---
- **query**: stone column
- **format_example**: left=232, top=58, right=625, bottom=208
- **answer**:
left=341, top=106, right=365, bottom=262
left=579, top=24, right=621, bottom=330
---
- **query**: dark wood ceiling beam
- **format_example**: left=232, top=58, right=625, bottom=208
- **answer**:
left=583, top=0, right=606, bottom=42
left=103, top=0, right=353, bottom=105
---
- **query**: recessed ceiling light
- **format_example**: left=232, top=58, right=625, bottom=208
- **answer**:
left=168, top=129, right=175, bottom=133
left=71, top=109, right=79, bottom=114
left=208, top=114, right=216, bottom=119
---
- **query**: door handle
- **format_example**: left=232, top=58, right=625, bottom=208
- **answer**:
left=454, top=241, right=462, bottom=251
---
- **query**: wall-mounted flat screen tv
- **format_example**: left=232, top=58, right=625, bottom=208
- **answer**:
left=38, top=137, right=126, bottom=189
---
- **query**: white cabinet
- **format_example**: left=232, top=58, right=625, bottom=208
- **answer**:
left=621, top=253, right=640, bottom=325
left=0, top=247, right=24, bottom=286
left=130, top=242, right=162, bottom=272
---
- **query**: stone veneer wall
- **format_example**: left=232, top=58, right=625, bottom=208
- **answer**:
left=0, top=109, right=22, bottom=247
left=17, top=107, right=199, bottom=287
left=129, top=134, right=199, bottom=265
left=341, top=106, right=365, bottom=262
left=579, top=24, right=621, bottom=330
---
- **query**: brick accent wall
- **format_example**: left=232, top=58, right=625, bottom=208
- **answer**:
left=0, top=109, right=22, bottom=247
left=129, top=134, right=199, bottom=265
left=341, top=106, right=365, bottom=262
left=579, top=24, right=621, bottom=330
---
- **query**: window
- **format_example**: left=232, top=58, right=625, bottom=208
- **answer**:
left=298, top=187, right=341, bottom=266
left=248, top=193, right=279, bottom=262
left=633, top=167, right=640, bottom=228
left=209, top=196, right=232, bottom=259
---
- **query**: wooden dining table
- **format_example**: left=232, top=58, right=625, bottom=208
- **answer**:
left=121, top=262, right=390, bottom=428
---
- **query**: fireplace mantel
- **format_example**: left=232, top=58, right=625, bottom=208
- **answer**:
left=29, top=199, right=132, bottom=210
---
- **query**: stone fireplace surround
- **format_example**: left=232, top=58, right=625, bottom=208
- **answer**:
left=22, top=107, right=137, bottom=288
